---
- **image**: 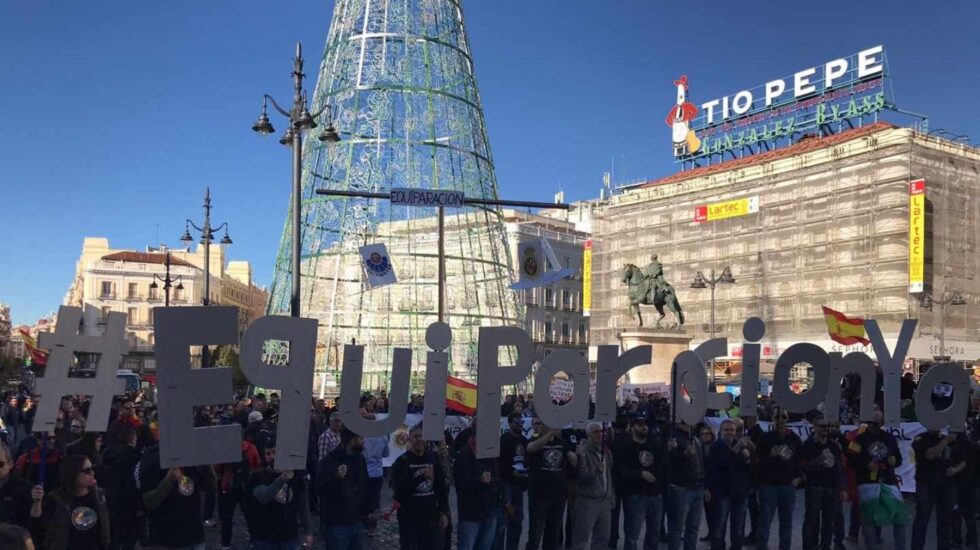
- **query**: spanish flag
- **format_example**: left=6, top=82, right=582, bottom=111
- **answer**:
left=822, top=306, right=870, bottom=346
left=446, top=375, right=477, bottom=416
left=19, top=328, right=48, bottom=366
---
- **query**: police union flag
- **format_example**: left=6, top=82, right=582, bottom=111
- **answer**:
left=359, top=243, right=397, bottom=289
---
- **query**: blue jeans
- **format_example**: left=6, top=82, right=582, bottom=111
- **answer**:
left=758, top=484, right=796, bottom=550
left=459, top=518, right=499, bottom=550
left=252, top=542, right=300, bottom=550
left=494, top=486, right=525, bottom=550
left=624, top=493, right=663, bottom=550
left=712, top=493, right=748, bottom=550
left=324, top=522, right=365, bottom=550
left=666, top=485, right=703, bottom=550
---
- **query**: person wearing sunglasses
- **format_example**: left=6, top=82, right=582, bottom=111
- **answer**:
left=755, top=406, right=803, bottom=550
left=800, top=415, right=846, bottom=550
left=35, top=454, right=110, bottom=549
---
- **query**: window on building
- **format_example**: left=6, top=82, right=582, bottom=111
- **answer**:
left=148, top=333, right=154, bottom=347
left=127, top=282, right=138, bottom=299
left=579, top=323, right=587, bottom=342
left=562, top=322, right=570, bottom=341
left=148, top=308, right=154, bottom=326
left=127, top=308, right=137, bottom=325
left=544, top=320, right=553, bottom=343
left=100, top=306, right=111, bottom=322
left=545, top=288, right=554, bottom=308
left=100, top=281, right=113, bottom=297
left=561, top=289, right=571, bottom=310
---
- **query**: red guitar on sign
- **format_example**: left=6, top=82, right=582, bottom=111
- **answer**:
left=665, top=75, right=701, bottom=156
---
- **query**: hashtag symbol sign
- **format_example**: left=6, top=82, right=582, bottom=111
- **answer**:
left=34, top=306, right=127, bottom=434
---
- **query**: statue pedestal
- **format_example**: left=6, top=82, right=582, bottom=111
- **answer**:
left=617, top=329, right=693, bottom=384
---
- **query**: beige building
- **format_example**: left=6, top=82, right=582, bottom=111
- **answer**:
left=64, top=237, right=268, bottom=372
left=502, top=209, right=590, bottom=358
left=0, top=304, right=12, bottom=361
left=590, top=123, right=980, bottom=381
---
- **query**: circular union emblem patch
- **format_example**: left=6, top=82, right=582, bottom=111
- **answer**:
left=639, top=450, right=655, bottom=467
left=71, top=506, right=97, bottom=531
left=178, top=475, right=195, bottom=496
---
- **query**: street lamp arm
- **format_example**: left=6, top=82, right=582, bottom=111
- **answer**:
left=186, top=219, right=205, bottom=232
left=264, top=94, right=292, bottom=118
left=312, top=103, right=331, bottom=119
left=212, top=222, right=229, bottom=232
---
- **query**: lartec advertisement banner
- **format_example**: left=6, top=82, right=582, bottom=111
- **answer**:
left=909, top=179, right=925, bottom=293
left=694, top=196, right=759, bottom=222
left=582, top=240, right=593, bottom=316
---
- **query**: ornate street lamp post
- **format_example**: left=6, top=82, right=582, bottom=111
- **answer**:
left=181, top=187, right=232, bottom=366
left=149, top=252, right=184, bottom=307
left=691, top=266, right=736, bottom=386
left=921, top=290, right=967, bottom=361
left=252, top=42, right=340, bottom=318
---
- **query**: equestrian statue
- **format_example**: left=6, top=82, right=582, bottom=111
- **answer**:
left=620, top=254, right=685, bottom=329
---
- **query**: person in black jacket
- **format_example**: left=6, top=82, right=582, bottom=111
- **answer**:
left=950, top=429, right=978, bottom=549
left=614, top=417, right=665, bottom=550
left=800, top=415, right=846, bottom=550
left=666, top=419, right=707, bottom=550
left=0, top=444, right=36, bottom=531
left=910, top=428, right=957, bottom=550
left=455, top=430, right=504, bottom=550
left=138, top=444, right=216, bottom=550
left=247, top=442, right=314, bottom=548
left=707, top=418, right=754, bottom=550
left=755, top=406, right=802, bottom=550
left=391, top=423, right=450, bottom=550
left=100, top=423, right=142, bottom=550
left=497, top=412, right=529, bottom=550
left=525, top=417, right=571, bottom=550
left=318, top=427, right=371, bottom=550
left=845, top=410, right=906, bottom=549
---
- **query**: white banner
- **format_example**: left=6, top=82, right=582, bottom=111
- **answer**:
left=359, top=244, right=397, bottom=288
left=702, top=418, right=926, bottom=493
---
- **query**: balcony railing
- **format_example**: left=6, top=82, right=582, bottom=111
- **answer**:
left=99, top=293, right=116, bottom=300
left=544, top=334, right=555, bottom=344
left=125, top=294, right=143, bottom=301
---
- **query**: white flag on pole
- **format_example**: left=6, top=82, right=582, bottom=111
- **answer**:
left=359, top=243, right=397, bottom=288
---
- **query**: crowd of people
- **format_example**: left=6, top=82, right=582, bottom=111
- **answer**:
left=0, top=372, right=974, bottom=550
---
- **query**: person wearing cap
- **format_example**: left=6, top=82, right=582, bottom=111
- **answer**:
left=318, top=427, right=371, bottom=550
left=614, top=416, right=666, bottom=550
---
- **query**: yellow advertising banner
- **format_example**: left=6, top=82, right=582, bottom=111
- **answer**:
left=582, top=240, right=593, bottom=316
left=694, top=196, right=759, bottom=222
left=909, top=179, right=925, bottom=293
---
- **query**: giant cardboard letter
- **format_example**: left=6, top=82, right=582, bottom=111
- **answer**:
left=155, top=307, right=241, bottom=467
left=916, top=362, right=971, bottom=432
left=339, top=345, right=410, bottom=437
left=773, top=343, right=830, bottom=414
left=593, top=345, right=652, bottom=423
left=673, top=339, right=732, bottom=425
left=824, top=352, right=876, bottom=422
left=866, top=319, right=916, bottom=427
left=534, top=349, right=590, bottom=430
left=239, top=315, right=317, bottom=470
left=739, top=318, right=765, bottom=417
left=476, top=327, right=534, bottom=459
left=34, top=306, right=127, bottom=434
left=422, top=322, right=451, bottom=441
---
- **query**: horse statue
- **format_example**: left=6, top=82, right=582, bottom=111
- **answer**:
left=620, top=263, right=685, bottom=329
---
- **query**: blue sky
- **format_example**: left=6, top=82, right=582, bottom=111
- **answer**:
left=2, top=0, right=978, bottom=325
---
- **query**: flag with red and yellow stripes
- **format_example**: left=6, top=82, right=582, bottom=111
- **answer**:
left=19, top=327, right=48, bottom=366
left=446, top=375, right=477, bottom=415
left=821, top=306, right=870, bottom=346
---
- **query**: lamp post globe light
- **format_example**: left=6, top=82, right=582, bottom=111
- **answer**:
left=252, top=42, right=341, bottom=318
left=181, top=187, right=232, bottom=367
left=691, top=266, right=736, bottom=385
left=149, top=252, right=185, bottom=307
left=921, top=290, right=967, bottom=361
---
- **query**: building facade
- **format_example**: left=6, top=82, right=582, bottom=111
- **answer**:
left=502, top=209, right=590, bottom=359
left=590, top=123, right=980, bottom=381
left=64, top=237, right=268, bottom=372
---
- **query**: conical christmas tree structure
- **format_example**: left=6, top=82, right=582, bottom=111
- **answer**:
left=266, top=0, right=520, bottom=394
